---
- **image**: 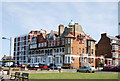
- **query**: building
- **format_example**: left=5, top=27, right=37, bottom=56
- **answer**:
left=28, top=21, right=96, bottom=68
left=96, top=33, right=120, bottom=66
left=13, top=30, right=40, bottom=65
left=0, top=55, right=14, bottom=66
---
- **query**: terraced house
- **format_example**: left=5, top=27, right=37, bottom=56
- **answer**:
left=28, top=21, right=96, bottom=68
left=96, top=33, right=120, bottom=66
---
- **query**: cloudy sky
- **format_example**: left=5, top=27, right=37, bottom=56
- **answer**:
left=1, top=2, right=118, bottom=59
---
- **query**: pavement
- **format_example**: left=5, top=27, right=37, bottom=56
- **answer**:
left=96, top=71, right=120, bottom=74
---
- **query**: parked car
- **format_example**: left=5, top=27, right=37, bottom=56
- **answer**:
left=27, top=64, right=34, bottom=68
left=103, top=65, right=115, bottom=71
left=10, top=64, right=18, bottom=67
left=18, top=64, right=25, bottom=68
left=39, top=64, right=49, bottom=71
left=103, top=65, right=120, bottom=72
left=77, top=66, right=96, bottom=73
left=114, top=65, right=120, bottom=71
left=50, top=66, right=58, bottom=70
left=34, top=65, right=39, bottom=68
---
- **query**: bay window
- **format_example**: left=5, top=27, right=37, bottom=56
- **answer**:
left=64, top=56, right=71, bottom=64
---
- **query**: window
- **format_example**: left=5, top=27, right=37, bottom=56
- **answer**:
left=82, top=48, right=84, bottom=53
left=79, top=48, right=81, bottom=53
left=34, top=58, right=36, bottom=63
left=68, top=47, right=71, bottom=53
left=112, top=40, right=117, bottom=43
left=56, top=57, right=59, bottom=64
left=60, top=57, right=62, bottom=63
left=26, top=36, right=28, bottom=40
left=16, top=38, right=18, bottom=42
left=30, top=44, right=37, bottom=49
left=44, top=42, right=46, bottom=47
left=54, top=41, right=56, bottom=46
left=20, top=42, right=24, bottom=46
left=65, top=39, right=67, bottom=44
left=91, top=49, right=94, bottom=54
left=112, top=45, right=119, bottom=50
left=68, top=38, right=71, bottom=44
left=48, top=57, right=52, bottom=63
left=88, top=41, right=91, bottom=46
left=82, top=40, right=84, bottom=44
left=16, top=43, right=18, bottom=47
left=57, top=49, right=59, bottom=52
left=20, top=37, right=24, bottom=42
left=38, top=43, right=40, bottom=47
left=91, top=41, right=94, bottom=46
left=64, top=57, right=67, bottom=63
left=51, top=41, right=53, bottom=46
left=60, top=48, right=62, bottom=52
left=57, top=41, right=60, bottom=46
left=41, top=43, right=43, bottom=47
left=112, top=52, right=118, bottom=58
left=91, top=58, right=94, bottom=63
left=62, top=40, right=65, bottom=45
left=68, top=57, right=70, bottom=63
left=39, top=38, right=43, bottom=40
left=26, top=41, right=28, bottom=45
left=54, top=49, right=56, bottom=53
left=62, top=48, right=64, bottom=52
left=64, top=56, right=71, bottom=64
left=48, top=41, right=50, bottom=47
left=32, top=37, right=37, bottom=44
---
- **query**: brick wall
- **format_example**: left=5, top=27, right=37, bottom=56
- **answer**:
left=96, top=33, right=112, bottom=58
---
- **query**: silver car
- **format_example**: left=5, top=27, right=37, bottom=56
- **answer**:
left=77, top=66, right=96, bottom=73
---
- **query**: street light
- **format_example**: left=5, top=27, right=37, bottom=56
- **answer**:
left=2, top=37, right=12, bottom=75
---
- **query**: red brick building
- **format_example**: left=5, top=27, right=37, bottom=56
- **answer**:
left=96, top=33, right=120, bottom=66
left=28, top=21, right=96, bottom=68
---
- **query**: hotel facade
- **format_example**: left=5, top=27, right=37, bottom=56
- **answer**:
left=24, top=21, right=96, bottom=68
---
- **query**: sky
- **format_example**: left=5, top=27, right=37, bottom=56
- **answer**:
left=1, top=2, right=118, bottom=59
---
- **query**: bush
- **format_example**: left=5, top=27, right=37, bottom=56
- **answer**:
left=61, top=66, right=70, bottom=69
left=98, top=62, right=104, bottom=67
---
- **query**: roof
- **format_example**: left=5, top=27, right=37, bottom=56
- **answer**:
left=107, top=35, right=118, bottom=40
left=53, top=31, right=58, bottom=35
left=64, top=33, right=75, bottom=38
left=47, top=31, right=58, bottom=35
left=87, top=36, right=96, bottom=41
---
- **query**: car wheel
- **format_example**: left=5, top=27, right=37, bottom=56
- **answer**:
left=92, top=71, right=95, bottom=73
left=86, top=70, right=90, bottom=73
left=77, top=70, right=79, bottom=72
left=47, top=69, right=49, bottom=71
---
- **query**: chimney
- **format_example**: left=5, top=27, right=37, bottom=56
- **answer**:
left=116, top=35, right=120, bottom=39
left=101, top=33, right=107, bottom=37
left=58, top=25, right=64, bottom=36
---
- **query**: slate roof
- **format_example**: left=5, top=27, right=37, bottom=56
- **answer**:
left=107, top=35, right=118, bottom=40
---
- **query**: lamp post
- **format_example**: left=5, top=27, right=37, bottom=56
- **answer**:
left=2, top=37, right=12, bottom=75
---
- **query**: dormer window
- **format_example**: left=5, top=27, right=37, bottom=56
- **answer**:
left=111, top=40, right=117, bottom=43
left=31, top=37, right=37, bottom=44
